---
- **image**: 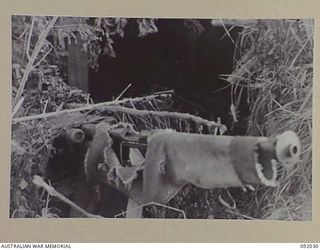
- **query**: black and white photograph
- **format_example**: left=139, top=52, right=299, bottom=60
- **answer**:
left=10, top=16, right=313, bottom=220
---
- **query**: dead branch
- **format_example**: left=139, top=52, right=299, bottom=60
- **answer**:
left=12, top=98, right=222, bottom=131
left=108, top=106, right=221, bottom=128
left=32, top=175, right=103, bottom=218
left=12, top=93, right=172, bottom=123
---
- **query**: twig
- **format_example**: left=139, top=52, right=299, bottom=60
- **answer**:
left=225, top=209, right=257, bottom=220
left=115, top=83, right=132, bottom=101
left=32, top=175, right=103, bottom=218
left=11, top=209, right=18, bottom=218
left=18, top=25, right=29, bottom=39
left=211, top=19, right=258, bottom=27
left=13, top=16, right=58, bottom=107
left=33, top=44, right=53, bottom=68
left=14, top=104, right=221, bottom=131
left=290, top=31, right=313, bottom=68
left=42, top=100, right=49, bottom=114
left=26, top=16, right=35, bottom=60
left=298, top=88, right=312, bottom=113
left=12, top=93, right=171, bottom=123
left=11, top=97, right=24, bottom=118
left=114, top=201, right=187, bottom=219
left=219, top=19, right=236, bottom=44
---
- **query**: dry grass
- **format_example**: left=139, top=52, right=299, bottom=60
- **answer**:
left=225, top=19, right=313, bottom=220
left=12, top=18, right=313, bottom=219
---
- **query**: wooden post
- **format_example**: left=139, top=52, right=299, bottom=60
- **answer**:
left=67, top=28, right=88, bottom=92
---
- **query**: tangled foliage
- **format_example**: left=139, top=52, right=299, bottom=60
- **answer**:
left=10, top=16, right=163, bottom=218
left=226, top=19, right=313, bottom=220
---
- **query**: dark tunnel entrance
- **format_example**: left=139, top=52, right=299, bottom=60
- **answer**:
left=89, top=19, right=247, bottom=134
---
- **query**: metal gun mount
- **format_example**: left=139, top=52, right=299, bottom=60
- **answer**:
left=66, top=122, right=301, bottom=206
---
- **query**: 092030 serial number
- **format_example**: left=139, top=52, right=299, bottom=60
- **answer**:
left=300, top=244, right=319, bottom=248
